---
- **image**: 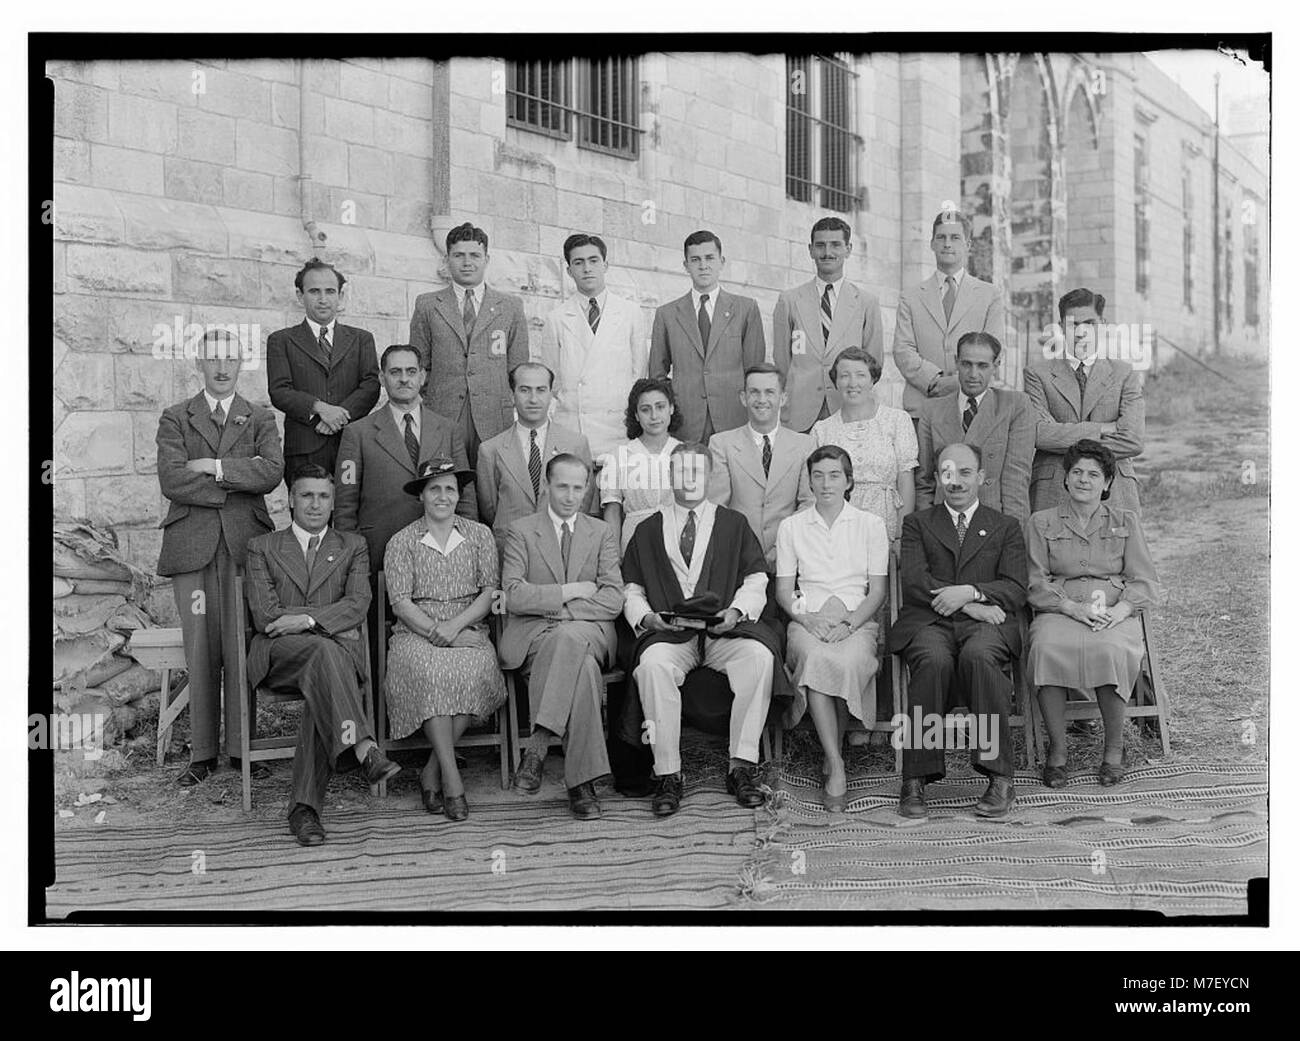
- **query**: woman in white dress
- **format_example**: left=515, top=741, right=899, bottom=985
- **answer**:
left=599, top=377, right=683, bottom=552
left=811, top=347, right=917, bottom=544
left=775, top=445, right=889, bottom=812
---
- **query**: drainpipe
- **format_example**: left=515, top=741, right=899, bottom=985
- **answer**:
left=428, top=59, right=453, bottom=279
left=299, top=59, right=326, bottom=252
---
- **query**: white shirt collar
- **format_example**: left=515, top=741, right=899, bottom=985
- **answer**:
left=452, top=282, right=484, bottom=306
left=390, top=402, right=420, bottom=430
left=690, top=286, right=720, bottom=311
left=964, top=389, right=989, bottom=410
left=672, top=498, right=713, bottom=526
left=420, top=518, right=467, bottom=557
left=809, top=500, right=857, bottom=530
left=290, top=521, right=329, bottom=554
left=815, top=274, right=845, bottom=296
left=936, top=267, right=966, bottom=287
left=203, top=390, right=236, bottom=412
left=518, top=420, right=548, bottom=444
left=305, top=317, right=335, bottom=340
left=577, top=289, right=608, bottom=315
left=547, top=506, right=576, bottom=539
left=944, top=501, right=979, bottom=527
left=1067, top=353, right=1096, bottom=371
left=748, top=423, right=779, bottom=447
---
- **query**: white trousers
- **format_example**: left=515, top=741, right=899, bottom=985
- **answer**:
left=634, top=636, right=774, bottom=775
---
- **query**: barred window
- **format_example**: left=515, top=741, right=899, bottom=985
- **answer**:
left=1134, top=131, right=1151, bottom=297
left=1182, top=166, right=1194, bottom=310
left=506, top=57, right=642, bottom=159
left=786, top=54, right=860, bottom=212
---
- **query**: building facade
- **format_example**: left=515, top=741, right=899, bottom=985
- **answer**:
left=49, top=50, right=1269, bottom=576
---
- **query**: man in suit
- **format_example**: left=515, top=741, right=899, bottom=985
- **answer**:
left=623, top=443, right=791, bottom=817
left=266, top=259, right=380, bottom=484
left=707, top=363, right=814, bottom=570
left=649, top=230, right=766, bottom=442
left=244, top=465, right=402, bottom=846
left=535, top=233, right=649, bottom=464
left=1023, top=288, right=1146, bottom=514
left=892, top=206, right=1006, bottom=421
left=499, top=454, right=624, bottom=819
left=772, top=216, right=885, bottom=432
left=409, top=222, right=530, bottom=468
left=476, top=361, right=594, bottom=548
left=916, top=332, right=1035, bottom=525
left=156, top=328, right=283, bottom=785
left=889, top=442, right=1027, bottom=819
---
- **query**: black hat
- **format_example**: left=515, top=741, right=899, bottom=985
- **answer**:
left=403, top=456, right=473, bottom=496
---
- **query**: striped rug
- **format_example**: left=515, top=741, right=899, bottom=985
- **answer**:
left=743, top=763, right=1267, bottom=914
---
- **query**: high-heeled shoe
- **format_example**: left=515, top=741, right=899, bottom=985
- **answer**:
left=443, top=792, right=469, bottom=821
left=419, top=781, right=443, bottom=814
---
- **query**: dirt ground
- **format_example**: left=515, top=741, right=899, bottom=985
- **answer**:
left=51, top=353, right=1271, bottom=835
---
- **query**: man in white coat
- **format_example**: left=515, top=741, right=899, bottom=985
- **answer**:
left=535, top=233, right=649, bottom=467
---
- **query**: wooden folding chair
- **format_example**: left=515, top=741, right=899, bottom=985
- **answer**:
left=234, top=575, right=377, bottom=812
left=374, top=571, right=512, bottom=794
left=1030, top=609, right=1170, bottom=760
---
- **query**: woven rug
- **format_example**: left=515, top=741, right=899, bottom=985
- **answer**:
left=742, top=763, right=1267, bottom=915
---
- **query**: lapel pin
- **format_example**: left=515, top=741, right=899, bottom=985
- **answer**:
left=978, top=530, right=987, bottom=537
left=327, top=555, right=335, bottom=562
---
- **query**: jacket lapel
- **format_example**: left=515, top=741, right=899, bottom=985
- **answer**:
left=536, top=514, right=565, bottom=583
left=673, top=294, right=705, bottom=357
left=730, top=430, right=766, bottom=486
left=374, top=410, right=413, bottom=472
left=1080, top=358, right=1114, bottom=419
left=768, top=428, right=802, bottom=486
left=328, top=324, right=353, bottom=372
left=566, top=515, right=596, bottom=582
left=947, top=275, right=980, bottom=329
left=965, top=390, right=1000, bottom=442
left=827, top=281, right=858, bottom=349
left=434, top=290, right=468, bottom=352
left=706, top=289, right=736, bottom=355
left=273, top=528, right=311, bottom=598
left=1050, top=361, right=1083, bottom=417
left=797, top=281, right=826, bottom=356
left=502, top=427, right=538, bottom=505
left=306, top=529, right=346, bottom=598
left=216, top=394, right=252, bottom=456
left=927, top=503, right=959, bottom=559
left=470, top=288, right=504, bottom=351
left=920, top=273, right=947, bottom=332
left=293, top=320, right=331, bottom=372
left=186, top=393, right=220, bottom=453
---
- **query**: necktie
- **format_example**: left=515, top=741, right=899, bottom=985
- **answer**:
left=212, top=402, right=225, bottom=428
left=955, top=511, right=967, bottom=547
left=1074, top=362, right=1089, bottom=400
left=318, top=326, right=331, bottom=359
left=587, top=297, right=601, bottom=334
left=943, top=275, right=956, bottom=322
left=820, top=283, right=834, bottom=346
left=762, top=434, right=772, bottom=477
left=462, top=289, right=477, bottom=337
left=306, top=533, right=320, bottom=574
left=528, top=428, right=542, bottom=498
left=680, top=509, right=697, bottom=567
left=962, top=394, right=978, bottom=433
left=698, top=293, right=711, bottom=347
left=560, top=521, right=572, bottom=572
left=403, top=413, right=420, bottom=469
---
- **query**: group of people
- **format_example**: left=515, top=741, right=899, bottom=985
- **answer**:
left=153, top=205, right=1159, bottom=847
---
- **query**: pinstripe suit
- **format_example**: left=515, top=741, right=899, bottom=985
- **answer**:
left=244, top=526, right=373, bottom=815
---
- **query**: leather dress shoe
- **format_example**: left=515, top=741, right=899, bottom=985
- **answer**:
left=514, top=750, right=544, bottom=794
left=651, top=772, right=684, bottom=817
left=229, top=756, right=270, bottom=780
left=1098, top=760, right=1126, bottom=786
left=419, top=781, right=443, bottom=814
left=360, top=747, right=401, bottom=785
left=443, top=793, right=469, bottom=821
left=614, top=776, right=655, bottom=799
left=975, top=777, right=1016, bottom=818
left=726, top=765, right=765, bottom=808
left=1042, top=763, right=1070, bottom=788
left=567, top=782, right=602, bottom=820
left=288, top=803, right=325, bottom=846
left=898, top=779, right=927, bottom=818
left=177, top=758, right=218, bottom=787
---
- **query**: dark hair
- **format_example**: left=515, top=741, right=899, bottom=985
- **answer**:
left=934, top=442, right=983, bottom=472
left=508, top=361, right=554, bottom=391
left=289, top=463, right=334, bottom=492
left=624, top=377, right=684, bottom=441
left=545, top=452, right=590, bottom=481
left=294, top=258, right=346, bottom=292
left=563, top=233, right=608, bottom=264
left=380, top=343, right=422, bottom=370
left=445, top=222, right=488, bottom=254
left=956, top=330, right=1003, bottom=362
left=670, top=441, right=712, bottom=467
left=806, top=444, right=854, bottom=500
left=810, top=216, right=852, bottom=244
left=743, top=362, right=786, bottom=390
left=1058, top=287, right=1107, bottom=322
left=683, top=229, right=723, bottom=257
left=1062, top=438, right=1116, bottom=500
left=930, top=208, right=974, bottom=242
left=829, top=347, right=881, bottom=387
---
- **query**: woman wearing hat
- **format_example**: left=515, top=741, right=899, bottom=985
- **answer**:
left=384, top=457, right=507, bottom=821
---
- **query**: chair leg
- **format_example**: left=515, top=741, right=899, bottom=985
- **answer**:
left=498, top=703, right=510, bottom=789
left=1141, top=613, right=1172, bottom=756
left=761, top=728, right=773, bottom=763
left=240, top=687, right=253, bottom=813
left=506, top=672, right=521, bottom=769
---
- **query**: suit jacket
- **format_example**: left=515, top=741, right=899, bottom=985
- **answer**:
left=476, top=422, right=595, bottom=545
left=707, top=424, right=814, bottom=570
left=892, top=273, right=1005, bottom=418
left=410, top=285, right=530, bottom=442
left=772, top=278, right=884, bottom=432
left=1022, top=358, right=1145, bottom=514
left=535, top=291, right=649, bottom=461
left=243, top=526, right=372, bottom=689
left=649, top=288, right=766, bottom=441
left=156, top=393, right=284, bottom=577
left=889, top=503, right=1027, bottom=655
left=497, top=511, right=624, bottom=671
left=916, top=388, right=1035, bottom=524
left=333, top=405, right=477, bottom=568
left=266, top=320, right=380, bottom=458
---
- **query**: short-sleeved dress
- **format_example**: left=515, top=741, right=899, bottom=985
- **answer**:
left=811, top=406, right=918, bottom=542
left=1025, top=503, right=1160, bottom=701
left=598, top=435, right=681, bottom=552
left=776, top=503, right=890, bottom=727
left=383, top=515, right=507, bottom=738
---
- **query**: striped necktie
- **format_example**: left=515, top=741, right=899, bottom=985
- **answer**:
left=587, top=297, right=601, bottom=334
left=820, top=283, right=834, bottom=346
left=306, top=533, right=320, bottom=573
left=955, top=511, right=967, bottom=547
left=403, top=413, right=420, bottom=469
left=943, top=275, right=956, bottom=322
left=528, top=428, right=542, bottom=498
left=698, top=293, right=711, bottom=347
left=962, top=395, right=978, bottom=433
left=318, top=325, right=331, bottom=359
